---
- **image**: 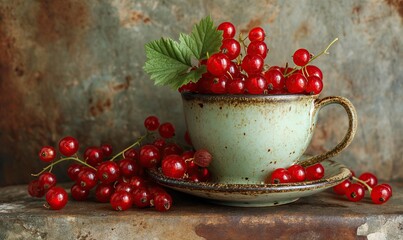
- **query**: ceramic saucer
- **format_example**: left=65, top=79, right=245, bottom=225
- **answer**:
left=147, top=159, right=351, bottom=207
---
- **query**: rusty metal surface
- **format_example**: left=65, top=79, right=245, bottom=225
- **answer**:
left=0, top=0, right=402, bottom=186
left=0, top=182, right=402, bottom=239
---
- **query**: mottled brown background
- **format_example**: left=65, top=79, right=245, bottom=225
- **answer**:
left=0, top=0, right=401, bottom=186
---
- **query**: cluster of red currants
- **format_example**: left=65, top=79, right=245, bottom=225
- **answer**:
left=28, top=116, right=209, bottom=211
left=265, top=163, right=324, bottom=184
left=179, top=22, right=328, bottom=95
left=333, top=171, right=392, bottom=204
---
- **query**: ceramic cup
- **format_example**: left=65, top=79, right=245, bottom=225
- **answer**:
left=181, top=93, right=357, bottom=184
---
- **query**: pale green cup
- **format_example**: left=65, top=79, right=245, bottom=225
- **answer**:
left=182, top=93, right=357, bottom=184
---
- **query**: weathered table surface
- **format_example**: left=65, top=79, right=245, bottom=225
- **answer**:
left=0, top=182, right=402, bottom=240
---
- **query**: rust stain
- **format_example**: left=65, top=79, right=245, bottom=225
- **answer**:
left=294, top=21, right=310, bottom=41
left=352, top=5, right=362, bottom=14
left=89, top=98, right=112, bottom=117
left=385, top=0, right=403, bottom=19
left=112, top=76, right=131, bottom=91
left=129, top=11, right=151, bottom=24
left=240, top=18, right=263, bottom=35
left=36, top=0, right=89, bottom=45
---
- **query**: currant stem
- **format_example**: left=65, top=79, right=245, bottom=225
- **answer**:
left=31, top=157, right=96, bottom=177
left=352, top=176, right=373, bottom=192
left=284, top=37, right=339, bottom=77
left=109, top=133, right=150, bottom=161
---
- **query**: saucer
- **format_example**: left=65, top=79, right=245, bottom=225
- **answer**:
left=147, top=159, right=351, bottom=207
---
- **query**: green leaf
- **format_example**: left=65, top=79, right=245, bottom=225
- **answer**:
left=143, top=16, right=222, bottom=89
left=143, top=38, right=193, bottom=89
left=180, top=16, right=223, bottom=60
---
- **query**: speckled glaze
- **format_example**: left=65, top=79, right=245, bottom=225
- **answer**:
left=148, top=159, right=351, bottom=207
left=182, top=93, right=357, bottom=184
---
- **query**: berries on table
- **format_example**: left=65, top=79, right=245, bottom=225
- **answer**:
left=45, top=186, right=68, bottom=210
left=305, top=163, right=325, bottom=181
left=345, top=183, right=365, bottom=202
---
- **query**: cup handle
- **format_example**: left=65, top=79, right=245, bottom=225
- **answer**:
left=297, top=96, right=358, bottom=167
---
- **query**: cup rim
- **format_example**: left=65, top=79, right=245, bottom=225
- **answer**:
left=181, top=92, right=319, bottom=102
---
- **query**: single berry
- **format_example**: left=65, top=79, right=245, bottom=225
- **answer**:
left=179, top=81, right=197, bottom=93
left=76, top=167, right=98, bottom=190
left=248, top=27, right=265, bottom=41
left=263, top=69, right=286, bottom=91
left=153, top=138, right=166, bottom=150
left=161, top=155, right=187, bottom=179
left=210, top=76, right=228, bottom=94
left=371, top=184, right=392, bottom=204
left=118, top=158, right=138, bottom=178
left=241, top=54, right=264, bottom=75
left=333, top=179, right=351, bottom=195
left=358, top=172, right=378, bottom=190
left=247, top=41, right=268, bottom=59
left=225, top=62, right=241, bottom=79
left=45, top=186, right=68, bottom=210
left=100, top=143, right=113, bottom=157
left=28, top=180, right=45, bottom=198
left=132, top=188, right=152, bottom=208
left=287, top=164, right=306, bottom=182
left=144, top=116, right=160, bottom=131
left=217, top=22, right=236, bottom=39
left=139, top=145, right=161, bottom=168
left=70, top=184, right=90, bottom=201
left=67, top=163, right=82, bottom=181
left=305, top=65, right=323, bottom=80
left=267, top=168, right=293, bottom=184
left=84, top=146, right=104, bottom=167
left=38, top=146, right=56, bottom=163
left=305, top=75, right=323, bottom=95
left=245, top=75, right=267, bottom=94
left=158, top=122, right=175, bottom=139
left=115, top=182, right=135, bottom=194
left=345, top=183, right=365, bottom=202
left=162, top=143, right=183, bottom=157
left=110, top=191, right=133, bottom=211
left=128, top=176, right=146, bottom=190
left=95, top=184, right=114, bottom=203
left=153, top=192, right=173, bottom=212
left=207, top=53, right=230, bottom=76
left=285, top=73, right=307, bottom=93
left=305, top=163, right=325, bottom=180
left=380, top=183, right=393, bottom=196
left=58, top=136, right=79, bottom=157
left=123, top=148, right=138, bottom=160
left=220, top=38, right=241, bottom=60
left=38, top=172, right=57, bottom=191
left=293, top=48, right=310, bottom=66
left=97, top=161, right=120, bottom=184
left=226, top=78, right=245, bottom=94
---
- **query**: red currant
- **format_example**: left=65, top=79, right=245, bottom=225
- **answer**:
left=305, top=65, right=323, bottom=80
left=210, top=76, right=228, bottom=94
left=358, top=172, right=378, bottom=190
left=380, top=183, right=393, bottom=196
left=144, top=115, right=160, bottom=131
left=178, top=81, right=197, bottom=93
left=76, top=167, right=98, bottom=190
left=217, top=22, right=236, bottom=39
left=371, top=185, right=392, bottom=204
left=333, top=179, right=351, bottom=195
left=193, top=149, right=212, bottom=167
left=305, top=163, right=325, bottom=180
left=100, top=143, right=113, bottom=157
left=71, top=184, right=90, bottom=201
left=245, top=75, right=267, bottom=94
left=247, top=41, right=268, bottom=59
left=153, top=192, right=173, bottom=212
left=27, top=180, right=45, bottom=198
left=241, top=54, right=264, bottom=75
left=267, top=168, right=292, bottom=184
left=123, top=148, right=138, bottom=160
left=118, top=158, right=138, bottom=178
left=132, top=188, right=152, bottom=208
left=97, top=161, right=120, bottom=184
left=263, top=69, right=286, bottom=91
left=345, top=183, right=365, bottom=202
left=158, top=122, right=175, bottom=139
left=287, top=164, right=306, bottom=182
left=110, top=191, right=133, bottom=211
left=225, top=62, right=241, bottom=79
left=38, top=172, right=57, bottom=191
left=45, top=186, right=68, bottom=210
left=293, top=48, right=310, bottom=66
left=161, top=155, right=187, bottom=179
left=139, top=145, right=161, bottom=168
left=67, top=163, right=82, bottom=181
left=84, top=146, right=104, bottom=167
left=184, top=131, right=193, bottom=146
left=128, top=176, right=147, bottom=190
left=207, top=53, right=230, bottom=76
left=305, top=75, right=323, bottom=95
left=220, top=39, right=241, bottom=60
left=95, top=184, right=114, bottom=203
left=58, top=136, right=79, bottom=157
left=285, top=73, right=307, bottom=93
left=115, top=182, right=135, bottom=194
left=162, top=143, right=183, bottom=157
left=38, top=146, right=56, bottom=163
left=248, top=27, right=265, bottom=41
left=226, top=78, right=245, bottom=94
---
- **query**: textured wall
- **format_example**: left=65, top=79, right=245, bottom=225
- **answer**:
left=0, top=0, right=401, bottom=186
